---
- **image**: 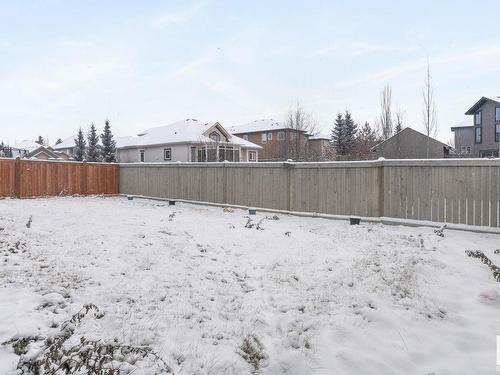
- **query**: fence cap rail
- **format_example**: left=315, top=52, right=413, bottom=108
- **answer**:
left=119, top=157, right=500, bottom=168
left=0, top=157, right=119, bottom=166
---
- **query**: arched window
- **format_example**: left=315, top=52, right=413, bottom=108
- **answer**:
left=209, top=132, right=221, bottom=142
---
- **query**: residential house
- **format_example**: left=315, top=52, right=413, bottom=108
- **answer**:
left=116, top=119, right=261, bottom=163
left=371, top=127, right=451, bottom=159
left=451, top=96, right=500, bottom=158
left=27, top=146, right=67, bottom=160
left=14, top=140, right=70, bottom=160
left=229, top=119, right=312, bottom=161
left=307, top=134, right=334, bottom=161
left=52, top=135, right=77, bottom=157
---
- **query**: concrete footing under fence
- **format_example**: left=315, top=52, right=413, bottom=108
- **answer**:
left=121, top=194, right=500, bottom=236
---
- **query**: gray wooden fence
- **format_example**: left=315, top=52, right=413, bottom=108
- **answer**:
left=120, top=159, right=500, bottom=228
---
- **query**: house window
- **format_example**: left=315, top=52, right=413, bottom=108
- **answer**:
left=209, top=132, right=221, bottom=142
left=290, top=132, right=297, bottom=141
left=278, top=131, right=285, bottom=141
left=164, top=148, right=171, bottom=161
left=496, top=124, right=500, bottom=142
left=242, top=135, right=249, bottom=141
left=207, top=147, right=217, bottom=162
left=475, top=111, right=482, bottom=126
left=196, top=146, right=217, bottom=162
left=475, top=127, right=482, bottom=144
left=267, top=132, right=273, bottom=141
left=218, top=146, right=234, bottom=161
left=496, top=107, right=500, bottom=121
left=139, top=149, right=145, bottom=162
left=197, top=148, right=207, bottom=162
left=248, top=150, right=257, bottom=162
left=261, top=133, right=267, bottom=144
left=190, top=146, right=197, bottom=162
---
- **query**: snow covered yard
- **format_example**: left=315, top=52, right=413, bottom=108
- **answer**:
left=0, top=196, right=499, bottom=374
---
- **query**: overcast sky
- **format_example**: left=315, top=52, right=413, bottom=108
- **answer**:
left=1, top=0, right=500, bottom=145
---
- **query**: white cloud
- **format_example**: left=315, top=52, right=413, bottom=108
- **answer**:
left=150, top=1, right=207, bottom=29
left=357, top=44, right=500, bottom=85
left=308, top=42, right=419, bottom=59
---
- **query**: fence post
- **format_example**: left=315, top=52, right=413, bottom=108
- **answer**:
left=13, top=157, right=21, bottom=198
left=284, top=161, right=294, bottom=211
left=378, top=160, right=385, bottom=218
left=115, top=164, right=120, bottom=195
left=82, top=161, right=88, bottom=195
left=222, top=162, right=228, bottom=204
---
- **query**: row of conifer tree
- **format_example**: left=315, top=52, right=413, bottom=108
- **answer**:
left=73, top=120, right=116, bottom=162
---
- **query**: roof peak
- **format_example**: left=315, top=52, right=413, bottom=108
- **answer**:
left=465, top=96, right=500, bottom=115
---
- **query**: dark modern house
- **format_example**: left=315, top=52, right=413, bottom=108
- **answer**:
left=371, top=127, right=451, bottom=159
left=451, top=96, right=500, bottom=158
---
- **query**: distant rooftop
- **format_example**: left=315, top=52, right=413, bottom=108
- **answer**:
left=465, top=96, right=500, bottom=115
left=309, top=133, right=331, bottom=140
left=229, top=119, right=306, bottom=134
left=116, top=119, right=261, bottom=149
left=14, top=140, right=44, bottom=152
left=451, top=119, right=472, bottom=129
left=53, top=135, right=77, bottom=149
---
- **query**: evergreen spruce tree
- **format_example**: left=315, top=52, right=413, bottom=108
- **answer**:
left=331, top=113, right=345, bottom=156
left=86, top=124, right=100, bottom=162
left=55, top=138, right=63, bottom=145
left=74, top=128, right=86, bottom=161
left=343, top=110, right=358, bottom=156
left=100, top=119, right=117, bottom=162
left=358, top=122, right=378, bottom=144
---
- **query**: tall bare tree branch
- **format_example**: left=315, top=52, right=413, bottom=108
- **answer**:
left=422, top=59, right=438, bottom=157
left=379, top=85, right=393, bottom=140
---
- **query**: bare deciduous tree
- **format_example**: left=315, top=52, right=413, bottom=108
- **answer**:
left=379, top=85, right=393, bottom=140
left=354, top=121, right=378, bottom=160
left=422, top=59, right=438, bottom=157
left=283, top=101, right=318, bottom=161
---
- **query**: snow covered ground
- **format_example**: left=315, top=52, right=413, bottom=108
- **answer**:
left=0, top=196, right=499, bottom=374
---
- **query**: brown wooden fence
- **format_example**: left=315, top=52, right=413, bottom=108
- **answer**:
left=0, top=158, right=119, bottom=198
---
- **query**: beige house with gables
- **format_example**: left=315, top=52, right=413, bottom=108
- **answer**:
left=116, top=119, right=261, bottom=163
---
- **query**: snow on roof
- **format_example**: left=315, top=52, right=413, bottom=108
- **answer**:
left=451, top=119, right=472, bottom=129
left=229, top=119, right=295, bottom=134
left=116, top=119, right=261, bottom=149
left=309, top=133, right=330, bottom=140
left=14, top=140, right=44, bottom=152
left=28, top=147, right=61, bottom=159
left=230, top=134, right=262, bottom=148
left=484, top=95, right=500, bottom=103
left=53, top=135, right=77, bottom=149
